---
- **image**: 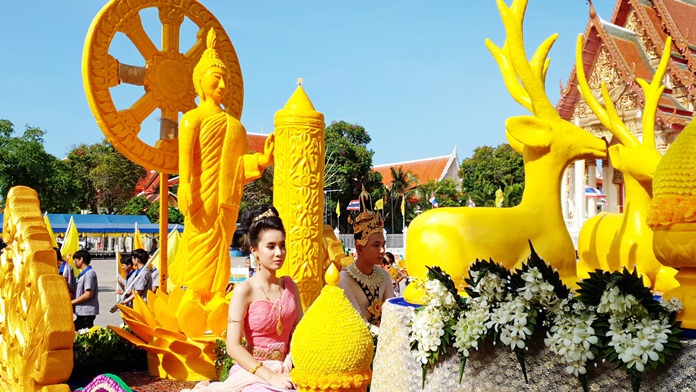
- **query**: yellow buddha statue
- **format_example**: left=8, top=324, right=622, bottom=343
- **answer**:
left=175, top=29, right=274, bottom=294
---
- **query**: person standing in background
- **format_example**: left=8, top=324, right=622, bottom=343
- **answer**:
left=72, top=250, right=99, bottom=331
left=56, top=247, right=76, bottom=299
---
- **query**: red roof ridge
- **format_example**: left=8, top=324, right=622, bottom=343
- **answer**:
left=372, top=155, right=451, bottom=168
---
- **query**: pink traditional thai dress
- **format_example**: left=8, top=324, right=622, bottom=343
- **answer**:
left=182, top=276, right=298, bottom=392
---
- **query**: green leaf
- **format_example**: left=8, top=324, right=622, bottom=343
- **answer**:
left=579, top=373, right=589, bottom=392
left=514, top=348, right=529, bottom=383
left=458, top=356, right=467, bottom=384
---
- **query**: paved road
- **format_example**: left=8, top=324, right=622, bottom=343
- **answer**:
left=90, top=256, right=249, bottom=328
left=90, top=257, right=124, bottom=328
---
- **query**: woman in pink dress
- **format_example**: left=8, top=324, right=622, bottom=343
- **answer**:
left=184, top=205, right=303, bottom=391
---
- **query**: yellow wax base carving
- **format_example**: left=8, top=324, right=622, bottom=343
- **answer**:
left=653, top=227, right=696, bottom=329
left=0, top=186, right=73, bottom=392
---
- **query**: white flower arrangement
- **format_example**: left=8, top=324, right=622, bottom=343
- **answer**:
left=408, top=242, right=684, bottom=392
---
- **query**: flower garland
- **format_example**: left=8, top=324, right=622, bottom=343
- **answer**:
left=408, top=242, right=683, bottom=392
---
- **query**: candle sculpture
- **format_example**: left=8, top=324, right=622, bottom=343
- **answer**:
left=273, top=83, right=327, bottom=309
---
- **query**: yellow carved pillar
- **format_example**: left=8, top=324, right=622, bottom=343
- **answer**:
left=273, top=84, right=326, bottom=310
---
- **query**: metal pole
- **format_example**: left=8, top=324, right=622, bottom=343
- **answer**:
left=390, top=195, right=394, bottom=234
left=158, top=173, right=168, bottom=294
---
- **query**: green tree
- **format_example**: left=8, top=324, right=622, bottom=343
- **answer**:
left=408, top=179, right=463, bottom=223
left=385, top=166, right=418, bottom=234
left=324, top=121, right=380, bottom=233
left=121, top=196, right=151, bottom=216
left=64, top=141, right=145, bottom=213
left=147, top=201, right=184, bottom=224
left=120, top=195, right=184, bottom=224
left=459, top=144, right=524, bottom=207
left=240, top=167, right=274, bottom=220
left=0, top=120, right=76, bottom=211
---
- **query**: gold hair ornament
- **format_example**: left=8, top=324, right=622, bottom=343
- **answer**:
left=253, top=209, right=277, bottom=223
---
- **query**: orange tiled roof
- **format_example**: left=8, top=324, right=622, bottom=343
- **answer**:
left=248, top=133, right=269, bottom=154
left=372, top=150, right=458, bottom=188
left=660, top=0, right=696, bottom=44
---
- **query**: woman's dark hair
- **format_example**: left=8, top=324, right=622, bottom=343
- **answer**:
left=132, top=248, right=149, bottom=265
left=241, top=205, right=285, bottom=249
left=384, top=251, right=395, bottom=264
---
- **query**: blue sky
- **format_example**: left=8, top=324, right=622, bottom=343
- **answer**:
left=0, top=1, right=614, bottom=165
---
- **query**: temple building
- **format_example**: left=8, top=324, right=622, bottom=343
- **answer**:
left=557, top=0, right=696, bottom=242
left=371, top=147, right=460, bottom=189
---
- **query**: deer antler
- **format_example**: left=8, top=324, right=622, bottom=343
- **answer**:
left=486, top=0, right=558, bottom=118
left=576, top=35, right=672, bottom=148
left=637, top=37, right=671, bottom=150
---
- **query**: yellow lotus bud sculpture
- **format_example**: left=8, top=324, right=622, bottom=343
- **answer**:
left=0, top=186, right=73, bottom=392
left=575, top=36, right=678, bottom=292
left=647, top=119, right=696, bottom=329
left=290, top=264, right=374, bottom=392
left=405, top=0, right=606, bottom=301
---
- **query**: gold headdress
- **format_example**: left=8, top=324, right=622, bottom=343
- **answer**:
left=353, top=186, right=383, bottom=247
left=192, top=29, right=227, bottom=97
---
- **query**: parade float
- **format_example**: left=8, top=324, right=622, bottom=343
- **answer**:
left=0, top=0, right=695, bottom=391
left=374, top=1, right=696, bottom=391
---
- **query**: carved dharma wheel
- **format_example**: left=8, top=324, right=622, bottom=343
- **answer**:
left=82, top=0, right=243, bottom=173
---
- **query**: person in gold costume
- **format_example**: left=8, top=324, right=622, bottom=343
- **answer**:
left=339, top=189, right=394, bottom=328
left=177, top=29, right=274, bottom=294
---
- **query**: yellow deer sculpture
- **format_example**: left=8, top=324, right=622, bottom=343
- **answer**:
left=575, top=36, right=678, bottom=292
left=404, top=0, right=607, bottom=294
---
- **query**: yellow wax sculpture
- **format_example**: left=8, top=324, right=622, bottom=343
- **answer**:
left=290, top=264, right=374, bottom=392
left=273, top=84, right=327, bottom=309
left=83, top=0, right=243, bottom=173
left=110, top=287, right=228, bottom=380
left=173, top=29, right=273, bottom=294
left=405, top=0, right=606, bottom=297
left=648, top=119, right=696, bottom=329
left=0, top=186, right=73, bottom=392
left=576, top=36, right=678, bottom=291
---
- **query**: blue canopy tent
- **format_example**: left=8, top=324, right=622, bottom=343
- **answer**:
left=0, top=213, right=183, bottom=234
left=0, top=213, right=184, bottom=258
